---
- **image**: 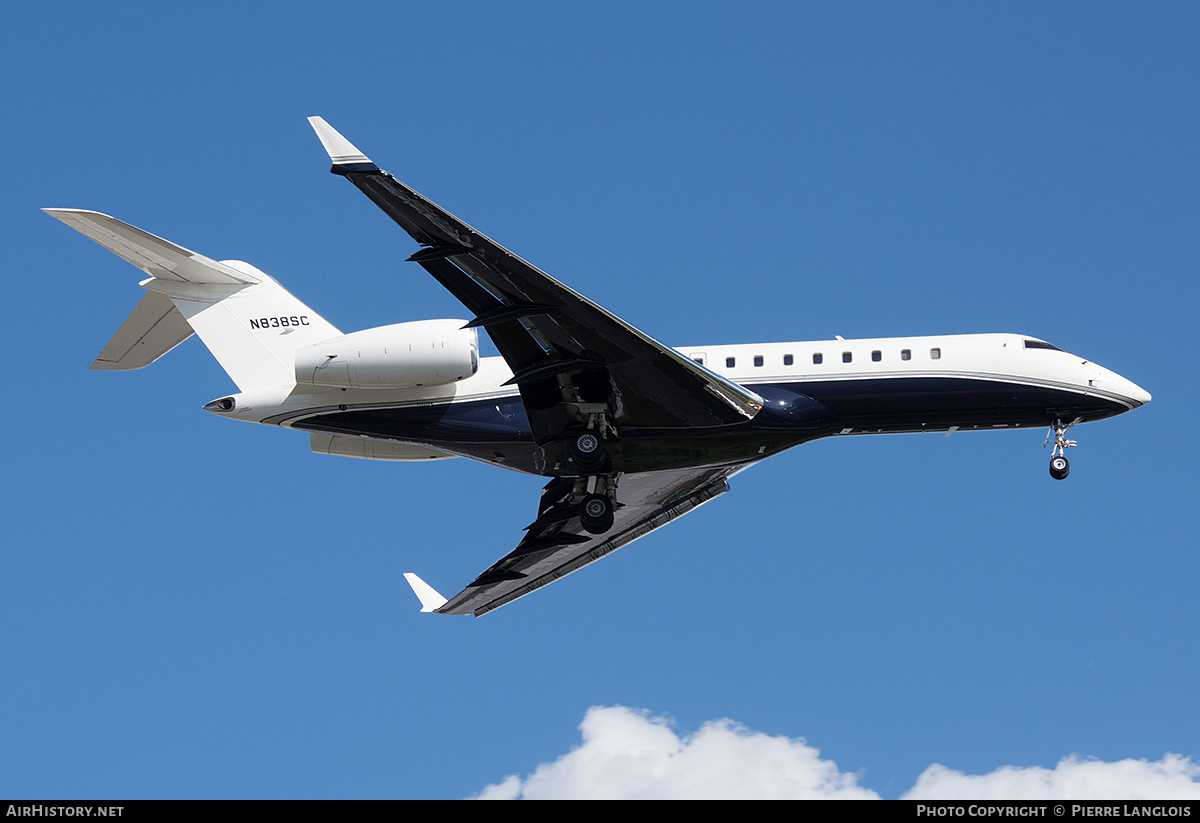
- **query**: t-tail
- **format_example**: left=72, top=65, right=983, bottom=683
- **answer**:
left=44, top=209, right=341, bottom=396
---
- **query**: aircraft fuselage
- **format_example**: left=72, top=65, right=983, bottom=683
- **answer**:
left=212, top=332, right=1149, bottom=476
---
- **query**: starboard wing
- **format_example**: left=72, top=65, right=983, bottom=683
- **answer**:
left=307, top=118, right=762, bottom=443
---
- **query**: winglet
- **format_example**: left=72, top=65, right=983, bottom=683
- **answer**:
left=403, top=573, right=449, bottom=613
left=307, top=116, right=379, bottom=173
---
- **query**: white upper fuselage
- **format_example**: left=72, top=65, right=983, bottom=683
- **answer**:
left=681, top=333, right=1150, bottom=410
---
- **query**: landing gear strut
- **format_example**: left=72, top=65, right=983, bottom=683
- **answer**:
left=1045, top=418, right=1077, bottom=480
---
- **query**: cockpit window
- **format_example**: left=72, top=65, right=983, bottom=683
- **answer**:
left=1024, top=339, right=1063, bottom=351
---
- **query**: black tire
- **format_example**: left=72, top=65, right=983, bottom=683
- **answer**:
left=579, top=493, right=615, bottom=534
left=569, top=430, right=608, bottom=472
left=1049, top=455, right=1070, bottom=480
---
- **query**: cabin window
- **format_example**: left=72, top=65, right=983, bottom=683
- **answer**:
left=813, top=353, right=823, bottom=365
left=726, top=357, right=736, bottom=368
left=692, top=356, right=705, bottom=365
left=930, top=347, right=941, bottom=360
left=901, top=349, right=911, bottom=361
left=783, top=354, right=794, bottom=366
left=754, top=355, right=764, bottom=367
left=871, top=350, right=882, bottom=362
left=842, top=352, right=852, bottom=363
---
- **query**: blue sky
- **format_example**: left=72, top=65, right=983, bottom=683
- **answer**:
left=2, top=2, right=1198, bottom=799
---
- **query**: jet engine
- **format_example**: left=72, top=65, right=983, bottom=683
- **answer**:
left=294, top=320, right=478, bottom=389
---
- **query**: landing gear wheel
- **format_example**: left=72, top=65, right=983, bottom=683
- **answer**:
left=1049, top=455, right=1070, bottom=480
left=1045, top=418, right=1077, bottom=481
left=579, top=493, right=615, bottom=534
left=569, top=430, right=609, bottom=473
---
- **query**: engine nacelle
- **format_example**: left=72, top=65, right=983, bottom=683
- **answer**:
left=294, top=320, right=479, bottom=389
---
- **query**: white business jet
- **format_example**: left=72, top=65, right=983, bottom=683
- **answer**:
left=45, top=118, right=1151, bottom=616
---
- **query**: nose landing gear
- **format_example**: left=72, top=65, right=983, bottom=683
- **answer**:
left=1045, top=418, right=1078, bottom=480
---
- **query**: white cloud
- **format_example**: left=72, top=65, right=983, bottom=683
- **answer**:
left=904, top=755, right=1200, bottom=800
left=471, top=706, right=1200, bottom=800
left=472, top=705, right=879, bottom=799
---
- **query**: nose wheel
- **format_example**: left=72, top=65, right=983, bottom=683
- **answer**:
left=1049, top=454, right=1070, bottom=480
left=1045, top=418, right=1077, bottom=480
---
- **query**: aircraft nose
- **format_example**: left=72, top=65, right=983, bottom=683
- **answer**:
left=1103, top=369, right=1151, bottom=407
left=1125, top=379, right=1152, bottom=407
left=1091, top=365, right=1150, bottom=408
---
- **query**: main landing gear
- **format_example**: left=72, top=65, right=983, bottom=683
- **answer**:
left=1045, top=418, right=1078, bottom=480
left=580, top=491, right=615, bottom=534
left=567, top=409, right=618, bottom=534
left=568, top=471, right=618, bottom=534
left=568, top=429, right=609, bottom=473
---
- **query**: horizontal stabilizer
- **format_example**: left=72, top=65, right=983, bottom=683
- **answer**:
left=403, top=573, right=449, bottom=614
left=92, top=290, right=194, bottom=370
left=43, top=209, right=256, bottom=285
